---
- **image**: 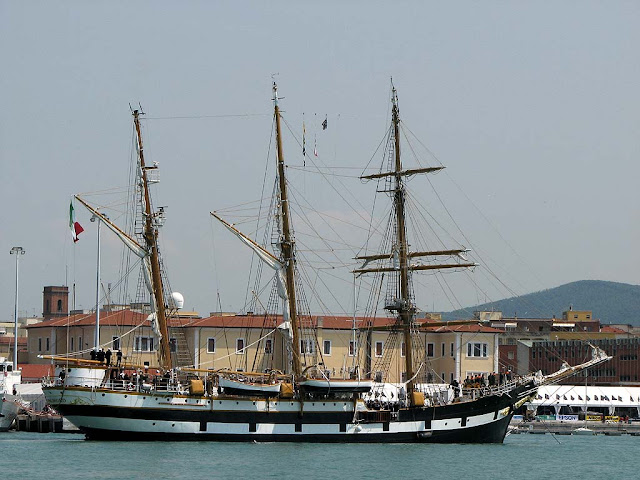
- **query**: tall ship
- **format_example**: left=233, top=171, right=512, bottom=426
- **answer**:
left=42, top=84, right=610, bottom=442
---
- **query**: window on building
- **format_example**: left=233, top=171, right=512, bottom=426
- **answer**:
left=323, top=340, right=331, bottom=356
left=46, top=337, right=50, bottom=351
left=441, top=372, right=446, bottom=382
left=264, top=338, right=273, bottom=354
left=207, top=338, right=216, bottom=353
left=349, top=341, right=356, bottom=357
left=441, top=343, right=445, bottom=357
left=375, top=341, right=384, bottom=357
left=70, top=337, right=74, bottom=351
left=300, top=339, right=314, bottom=354
left=112, top=336, right=121, bottom=350
left=401, top=342, right=406, bottom=358
left=467, top=342, right=488, bottom=358
left=507, top=351, right=514, bottom=360
left=426, top=343, right=434, bottom=357
left=134, top=336, right=155, bottom=352
left=450, top=342, right=454, bottom=357
left=78, top=337, right=83, bottom=351
left=46, top=300, right=50, bottom=312
left=38, top=338, right=42, bottom=352
left=450, top=372, right=454, bottom=383
left=374, top=371, right=383, bottom=382
left=57, top=299, right=62, bottom=312
left=236, top=338, right=245, bottom=355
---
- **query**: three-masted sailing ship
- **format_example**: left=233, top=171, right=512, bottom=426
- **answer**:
left=42, top=84, right=610, bottom=442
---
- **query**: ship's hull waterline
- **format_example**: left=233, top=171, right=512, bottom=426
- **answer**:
left=44, top=383, right=533, bottom=443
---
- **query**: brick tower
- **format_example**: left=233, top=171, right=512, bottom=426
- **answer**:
left=43, top=286, right=69, bottom=321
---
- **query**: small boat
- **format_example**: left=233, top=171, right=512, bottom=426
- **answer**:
left=299, top=378, right=374, bottom=394
left=572, top=426, right=596, bottom=435
left=218, top=375, right=282, bottom=397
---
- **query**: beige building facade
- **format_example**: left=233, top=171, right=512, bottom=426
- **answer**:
left=28, top=311, right=499, bottom=385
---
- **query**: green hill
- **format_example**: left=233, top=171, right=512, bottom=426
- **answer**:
left=443, top=280, right=640, bottom=325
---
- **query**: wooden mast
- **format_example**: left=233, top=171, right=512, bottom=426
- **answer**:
left=390, top=87, right=416, bottom=402
left=133, top=109, right=172, bottom=371
left=272, top=83, right=303, bottom=379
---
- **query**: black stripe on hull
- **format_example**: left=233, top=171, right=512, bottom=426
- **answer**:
left=80, top=414, right=513, bottom=444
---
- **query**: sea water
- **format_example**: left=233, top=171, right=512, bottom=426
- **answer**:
left=0, top=431, right=635, bottom=480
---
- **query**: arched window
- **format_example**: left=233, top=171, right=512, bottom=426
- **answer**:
left=57, top=299, right=62, bottom=311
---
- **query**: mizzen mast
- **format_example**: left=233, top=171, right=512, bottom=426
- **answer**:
left=133, top=109, right=172, bottom=371
left=272, top=83, right=303, bottom=379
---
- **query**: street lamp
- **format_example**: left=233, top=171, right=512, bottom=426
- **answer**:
left=10, top=247, right=25, bottom=367
left=90, top=213, right=107, bottom=352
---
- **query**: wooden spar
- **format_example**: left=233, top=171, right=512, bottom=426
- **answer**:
left=39, top=355, right=157, bottom=370
left=74, top=195, right=144, bottom=252
left=360, top=166, right=444, bottom=180
left=133, top=110, right=172, bottom=371
left=355, top=249, right=468, bottom=262
left=367, top=319, right=486, bottom=332
left=273, top=83, right=303, bottom=379
left=390, top=86, right=416, bottom=402
left=353, top=263, right=476, bottom=275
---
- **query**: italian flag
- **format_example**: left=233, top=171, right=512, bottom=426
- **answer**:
left=69, top=201, right=84, bottom=243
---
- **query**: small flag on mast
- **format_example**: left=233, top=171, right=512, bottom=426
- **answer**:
left=322, top=115, right=328, bottom=130
left=69, top=201, right=84, bottom=243
left=302, top=120, right=306, bottom=157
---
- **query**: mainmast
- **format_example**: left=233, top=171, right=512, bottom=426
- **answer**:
left=133, top=110, right=172, bottom=371
left=272, top=83, right=303, bottom=379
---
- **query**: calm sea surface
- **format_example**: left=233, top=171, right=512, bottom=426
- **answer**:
left=0, top=431, right=635, bottom=479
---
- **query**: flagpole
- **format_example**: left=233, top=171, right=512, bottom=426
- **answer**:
left=10, top=247, right=25, bottom=368
left=91, top=213, right=107, bottom=351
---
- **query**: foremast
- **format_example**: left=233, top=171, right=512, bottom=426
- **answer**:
left=133, top=109, right=172, bottom=371
left=390, top=88, right=416, bottom=398
left=273, top=83, right=303, bottom=379
left=356, top=83, right=476, bottom=407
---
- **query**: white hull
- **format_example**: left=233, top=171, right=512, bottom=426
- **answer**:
left=0, top=395, right=20, bottom=431
left=572, top=426, right=596, bottom=435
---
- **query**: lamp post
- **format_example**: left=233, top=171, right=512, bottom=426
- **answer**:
left=90, top=213, right=107, bottom=352
left=10, top=247, right=25, bottom=367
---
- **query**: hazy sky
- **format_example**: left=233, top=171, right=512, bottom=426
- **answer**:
left=2, top=1, right=639, bottom=322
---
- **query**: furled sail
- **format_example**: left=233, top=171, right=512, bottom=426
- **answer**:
left=74, top=194, right=158, bottom=316
left=210, top=212, right=291, bottom=331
